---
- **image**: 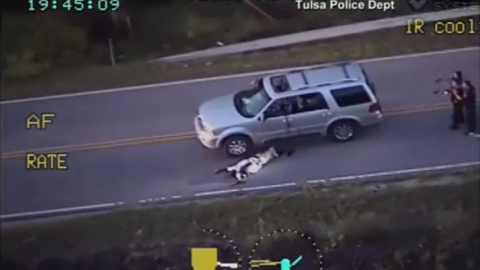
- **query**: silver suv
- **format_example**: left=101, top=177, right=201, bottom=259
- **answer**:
left=194, top=62, right=383, bottom=157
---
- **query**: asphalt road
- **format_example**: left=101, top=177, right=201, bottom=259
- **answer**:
left=1, top=49, right=480, bottom=216
left=1, top=49, right=479, bottom=152
left=2, top=110, right=480, bottom=215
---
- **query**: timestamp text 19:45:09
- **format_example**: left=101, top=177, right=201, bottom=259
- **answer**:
left=28, top=0, right=120, bottom=12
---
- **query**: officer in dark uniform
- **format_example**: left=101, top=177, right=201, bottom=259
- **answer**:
left=447, top=81, right=465, bottom=129
left=451, top=70, right=463, bottom=84
left=448, top=71, right=465, bottom=129
left=462, top=80, right=478, bottom=136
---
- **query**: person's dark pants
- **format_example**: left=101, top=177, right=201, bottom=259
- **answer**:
left=451, top=104, right=465, bottom=129
left=465, top=108, right=477, bottom=133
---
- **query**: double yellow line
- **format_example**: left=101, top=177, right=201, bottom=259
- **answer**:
left=0, top=104, right=454, bottom=160
left=1, top=132, right=195, bottom=160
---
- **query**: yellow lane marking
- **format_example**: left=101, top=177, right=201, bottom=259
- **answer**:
left=1, top=133, right=195, bottom=159
left=1, top=105, right=452, bottom=160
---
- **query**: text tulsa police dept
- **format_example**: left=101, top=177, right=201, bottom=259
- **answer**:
left=295, top=0, right=395, bottom=11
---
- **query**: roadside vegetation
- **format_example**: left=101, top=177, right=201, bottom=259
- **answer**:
left=3, top=0, right=478, bottom=100
left=2, top=169, right=479, bottom=270
left=3, top=16, right=478, bottom=101
left=2, top=0, right=426, bottom=68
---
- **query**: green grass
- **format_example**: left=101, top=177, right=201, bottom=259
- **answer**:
left=3, top=17, right=479, bottom=101
left=2, top=169, right=479, bottom=269
left=120, top=0, right=423, bottom=58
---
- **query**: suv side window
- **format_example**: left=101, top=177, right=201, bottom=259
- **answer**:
left=264, top=93, right=328, bottom=118
left=330, top=85, right=372, bottom=107
left=264, top=97, right=293, bottom=118
left=293, top=92, right=329, bottom=113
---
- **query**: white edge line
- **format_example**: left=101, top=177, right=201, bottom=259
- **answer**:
left=2, top=47, right=478, bottom=105
left=0, top=202, right=124, bottom=219
left=2, top=162, right=478, bottom=221
left=195, top=189, right=240, bottom=197
left=328, top=161, right=480, bottom=182
left=307, top=179, right=327, bottom=184
left=241, top=182, right=297, bottom=191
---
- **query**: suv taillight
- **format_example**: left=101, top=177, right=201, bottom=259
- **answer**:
left=369, top=103, right=382, bottom=113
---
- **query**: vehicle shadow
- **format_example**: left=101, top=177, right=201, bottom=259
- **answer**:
left=261, top=125, right=382, bottom=153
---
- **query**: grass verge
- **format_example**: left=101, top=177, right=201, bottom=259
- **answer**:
left=1, top=169, right=479, bottom=270
left=3, top=17, right=479, bottom=101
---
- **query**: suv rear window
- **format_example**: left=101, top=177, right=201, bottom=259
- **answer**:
left=330, top=85, right=372, bottom=107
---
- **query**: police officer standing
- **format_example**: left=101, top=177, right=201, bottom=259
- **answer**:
left=451, top=71, right=463, bottom=83
left=462, top=80, right=479, bottom=137
left=448, top=71, right=465, bottom=130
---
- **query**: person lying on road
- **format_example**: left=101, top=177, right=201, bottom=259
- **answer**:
left=214, top=146, right=294, bottom=185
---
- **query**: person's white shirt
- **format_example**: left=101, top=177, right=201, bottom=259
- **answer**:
left=246, top=157, right=263, bottom=174
left=226, top=147, right=282, bottom=181
left=256, top=147, right=278, bottom=165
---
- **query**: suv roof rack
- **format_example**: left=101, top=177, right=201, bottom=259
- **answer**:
left=293, top=78, right=359, bottom=91
left=286, top=61, right=354, bottom=75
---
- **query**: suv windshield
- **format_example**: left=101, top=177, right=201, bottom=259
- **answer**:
left=234, top=80, right=272, bottom=118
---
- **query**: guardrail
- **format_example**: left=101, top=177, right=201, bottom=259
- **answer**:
left=154, top=7, right=479, bottom=63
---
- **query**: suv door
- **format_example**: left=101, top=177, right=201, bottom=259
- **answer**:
left=286, top=92, right=332, bottom=135
left=253, top=98, right=294, bottom=142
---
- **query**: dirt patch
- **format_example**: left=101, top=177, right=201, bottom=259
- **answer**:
left=3, top=17, right=479, bottom=101
left=1, top=169, right=479, bottom=270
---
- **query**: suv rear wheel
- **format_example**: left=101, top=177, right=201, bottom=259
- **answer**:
left=328, top=120, right=359, bottom=142
left=223, top=135, right=253, bottom=157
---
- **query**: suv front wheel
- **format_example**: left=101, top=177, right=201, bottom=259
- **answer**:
left=328, top=120, right=359, bottom=142
left=223, top=135, right=253, bottom=157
